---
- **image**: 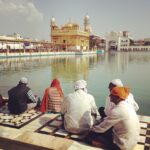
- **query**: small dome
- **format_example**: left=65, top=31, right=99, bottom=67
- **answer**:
left=51, top=17, right=56, bottom=22
left=65, top=23, right=73, bottom=27
left=63, top=22, right=79, bottom=28
left=85, top=14, right=90, bottom=20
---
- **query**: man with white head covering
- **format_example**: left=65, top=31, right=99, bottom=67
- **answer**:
left=8, top=77, right=38, bottom=114
left=110, top=79, right=123, bottom=87
left=61, top=80, right=98, bottom=134
left=99, top=79, right=139, bottom=118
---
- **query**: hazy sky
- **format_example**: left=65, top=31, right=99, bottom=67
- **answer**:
left=0, top=0, right=149, bottom=40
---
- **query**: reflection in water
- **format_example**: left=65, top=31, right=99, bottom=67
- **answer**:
left=0, top=55, right=100, bottom=99
left=50, top=56, right=99, bottom=81
left=0, top=57, right=53, bottom=74
left=0, top=55, right=99, bottom=79
left=103, top=52, right=150, bottom=74
left=0, top=52, right=150, bottom=116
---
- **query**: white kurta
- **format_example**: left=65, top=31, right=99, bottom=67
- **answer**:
left=105, top=93, right=139, bottom=116
left=61, top=89, right=98, bottom=134
left=92, top=101, right=140, bottom=150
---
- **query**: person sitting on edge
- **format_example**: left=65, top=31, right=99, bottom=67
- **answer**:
left=61, top=80, right=98, bottom=134
left=88, top=86, right=140, bottom=150
left=0, top=94, right=5, bottom=107
left=8, top=77, right=38, bottom=114
left=0, top=94, right=8, bottom=108
left=99, top=79, right=139, bottom=119
left=40, top=78, right=64, bottom=113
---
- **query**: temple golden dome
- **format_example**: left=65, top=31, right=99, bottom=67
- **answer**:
left=63, top=22, right=79, bottom=28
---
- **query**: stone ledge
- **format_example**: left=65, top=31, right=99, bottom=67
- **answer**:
left=0, top=131, right=73, bottom=150
left=0, top=113, right=149, bottom=150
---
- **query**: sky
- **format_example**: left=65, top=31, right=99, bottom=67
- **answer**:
left=0, top=0, right=150, bottom=41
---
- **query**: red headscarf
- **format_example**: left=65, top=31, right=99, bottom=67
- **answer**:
left=40, top=78, right=63, bottom=113
left=50, top=79, right=63, bottom=97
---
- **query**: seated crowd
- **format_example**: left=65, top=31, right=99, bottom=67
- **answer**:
left=0, top=77, right=140, bottom=150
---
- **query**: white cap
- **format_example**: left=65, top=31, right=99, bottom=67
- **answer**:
left=74, top=80, right=87, bottom=90
left=20, top=77, right=28, bottom=84
left=111, top=79, right=123, bottom=87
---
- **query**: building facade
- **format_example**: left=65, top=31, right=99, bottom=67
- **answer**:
left=0, top=33, right=52, bottom=53
left=106, top=31, right=132, bottom=51
left=50, top=15, right=91, bottom=51
left=106, top=31, right=150, bottom=51
left=90, top=35, right=105, bottom=50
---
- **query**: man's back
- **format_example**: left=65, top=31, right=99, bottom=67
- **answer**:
left=93, top=101, right=140, bottom=150
left=112, top=101, right=140, bottom=149
left=8, top=83, right=30, bottom=114
left=62, top=89, right=95, bottom=134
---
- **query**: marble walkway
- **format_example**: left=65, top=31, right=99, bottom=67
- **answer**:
left=0, top=112, right=149, bottom=150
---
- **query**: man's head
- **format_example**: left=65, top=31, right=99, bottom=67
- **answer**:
left=19, top=77, right=28, bottom=84
left=110, top=86, right=129, bottom=105
left=108, top=79, right=123, bottom=92
left=74, top=80, right=87, bottom=92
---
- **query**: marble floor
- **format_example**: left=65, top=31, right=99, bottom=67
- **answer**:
left=0, top=112, right=149, bottom=150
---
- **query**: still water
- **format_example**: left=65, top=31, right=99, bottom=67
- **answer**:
left=0, top=52, right=150, bottom=116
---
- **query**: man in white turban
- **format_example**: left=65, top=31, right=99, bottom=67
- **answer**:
left=8, top=77, right=38, bottom=114
left=61, top=80, right=98, bottom=134
left=99, top=79, right=139, bottom=118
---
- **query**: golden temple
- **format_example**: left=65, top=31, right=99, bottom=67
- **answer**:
left=51, top=15, right=91, bottom=51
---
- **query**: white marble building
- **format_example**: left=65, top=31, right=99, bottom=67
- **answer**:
left=106, top=31, right=150, bottom=51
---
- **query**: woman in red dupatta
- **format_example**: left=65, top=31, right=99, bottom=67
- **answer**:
left=40, top=79, right=63, bottom=113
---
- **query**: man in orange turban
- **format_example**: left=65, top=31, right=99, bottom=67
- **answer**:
left=110, top=86, right=129, bottom=105
left=88, top=86, right=140, bottom=150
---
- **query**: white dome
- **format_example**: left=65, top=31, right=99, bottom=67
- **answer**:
left=85, top=15, right=90, bottom=20
left=51, top=17, right=55, bottom=22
